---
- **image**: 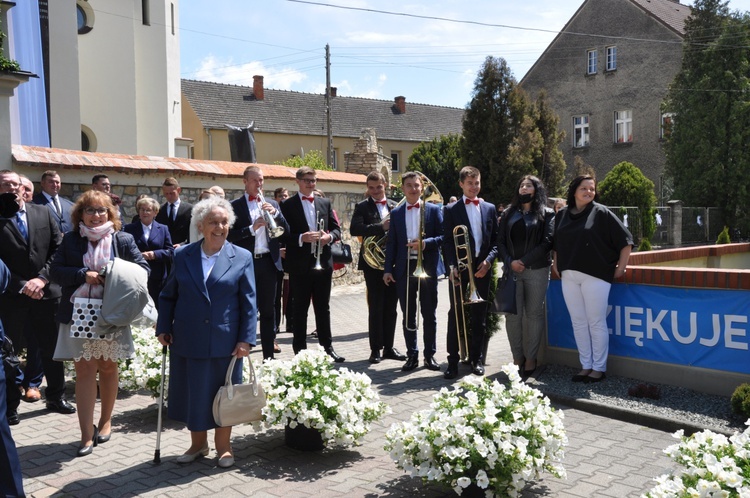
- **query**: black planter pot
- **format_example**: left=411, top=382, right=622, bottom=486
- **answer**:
left=284, top=423, right=324, bottom=451
left=461, top=482, right=489, bottom=498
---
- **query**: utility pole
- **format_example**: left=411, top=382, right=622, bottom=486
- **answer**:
left=325, top=44, right=333, bottom=169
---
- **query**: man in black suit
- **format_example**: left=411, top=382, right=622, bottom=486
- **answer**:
left=228, top=166, right=289, bottom=360
left=0, top=170, right=76, bottom=416
left=273, top=187, right=293, bottom=335
left=280, top=166, right=345, bottom=362
left=350, top=171, right=405, bottom=364
left=443, top=166, right=498, bottom=379
left=155, top=177, right=193, bottom=247
left=33, top=170, right=74, bottom=235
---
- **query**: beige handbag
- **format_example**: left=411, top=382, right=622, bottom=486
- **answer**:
left=212, top=356, right=266, bottom=427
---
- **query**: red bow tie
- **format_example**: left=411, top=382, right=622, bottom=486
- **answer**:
left=407, top=202, right=420, bottom=210
left=302, top=196, right=315, bottom=202
left=251, top=196, right=261, bottom=203
left=465, top=198, right=479, bottom=206
left=374, top=199, right=387, bottom=206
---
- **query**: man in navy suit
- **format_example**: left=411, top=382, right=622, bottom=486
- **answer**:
left=123, top=197, right=174, bottom=308
left=32, top=170, right=74, bottom=234
left=383, top=171, right=444, bottom=373
left=155, top=177, right=193, bottom=247
left=228, top=166, right=289, bottom=360
left=443, top=166, right=498, bottom=379
left=280, top=166, right=344, bottom=362
left=0, top=170, right=75, bottom=417
left=351, top=171, right=405, bottom=364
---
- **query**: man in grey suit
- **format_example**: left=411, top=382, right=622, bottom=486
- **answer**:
left=33, top=170, right=74, bottom=234
left=0, top=170, right=76, bottom=417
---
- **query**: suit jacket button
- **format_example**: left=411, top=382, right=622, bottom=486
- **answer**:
left=204, top=319, right=209, bottom=324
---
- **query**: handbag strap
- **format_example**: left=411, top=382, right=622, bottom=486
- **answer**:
left=223, top=356, right=260, bottom=399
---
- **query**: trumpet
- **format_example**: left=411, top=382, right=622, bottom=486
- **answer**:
left=452, top=225, right=485, bottom=305
left=312, top=215, right=324, bottom=270
left=257, top=192, right=285, bottom=239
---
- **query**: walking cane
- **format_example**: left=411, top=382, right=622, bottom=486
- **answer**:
left=153, top=336, right=169, bottom=464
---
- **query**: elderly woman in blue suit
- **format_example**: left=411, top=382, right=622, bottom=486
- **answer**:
left=156, top=197, right=257, bottom=469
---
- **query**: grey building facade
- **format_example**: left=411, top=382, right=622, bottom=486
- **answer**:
left=520, top=0, right=690, bottom=199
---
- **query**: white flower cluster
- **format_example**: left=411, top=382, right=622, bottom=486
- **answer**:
left=644, top=421, right=750, bottom=498
left=384, top=363, right=567, bottom=497
left=258, top=347, right=390, bottom=447
left=118, top=325, right=168, bottom=397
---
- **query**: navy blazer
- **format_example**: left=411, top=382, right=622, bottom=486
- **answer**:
left=50, top=230, right=150, bottom=324
left=156, top=241, right=257, bottom=358
left=384, top=201, right=443, bottom=280
left=442, top=199, right=499, bottom=270
left=32, top=192, right=74, bottom=233
left=227, top=194, right=289, bottom=272
left=350, top=197, right=397, bottom=271
left=123, top=221, right=174, bottom=287
left=280, top=194, right=341, bottom=273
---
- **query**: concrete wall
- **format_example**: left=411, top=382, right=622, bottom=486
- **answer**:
left=47, top=0, right=81, bottom=150
left=521, top=0, right=684, bottom=186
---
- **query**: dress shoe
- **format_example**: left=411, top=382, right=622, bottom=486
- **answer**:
left=584, top=372, right=606, bottom=383
left=382, top=348, right=406, bottom=361
left=176, top=442, right=210, bottom=463
left=47, top=398, right=76, bottom=414
left=6, top=409, right=19, bottom=426
left=423, top=357, right=441, bottom=371
left=97, top=432, right=111, bottom=444
left=571, top=369, right=592, bottom=382
left=402, top=356, right=419, bottom=372
left=77, top=425, right=98, bottom=457
left=324, top=346, right=345, bottom=363
left=444, top=364, right=459, bottom=380
left=274, top=341, right=282, bottom=353
left=368, top=351, right=382, bottom=364
left=24, top=387, right=41, bottom=402
left=217, top=454, right=235, bottom=468
left=471, top=361, right=485, bottom=376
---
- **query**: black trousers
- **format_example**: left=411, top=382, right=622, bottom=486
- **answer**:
left=0, top=295, right=66, bottom=401
left=254, top=255, right=279, bottom=360
left=289, top=268, right=333, bottom=353
left=0, top=350, right=24, bottom=497
left=446, top=270, right=491, bottom=365
left=363, top=267, right=398, bottom=352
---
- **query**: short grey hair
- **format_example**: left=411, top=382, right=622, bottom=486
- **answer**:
left=136, top=197, right=160, bottom=213
left=191, top=197, right=236, bottom=230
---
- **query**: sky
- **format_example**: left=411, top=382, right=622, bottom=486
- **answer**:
left=179, top=0, right=750, bottom=109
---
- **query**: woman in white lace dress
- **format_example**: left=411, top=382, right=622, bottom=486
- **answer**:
left=51, top=191, right=149, bottom=457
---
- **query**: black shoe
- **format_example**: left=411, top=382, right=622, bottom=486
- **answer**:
left=382, top=348, right=406, bottom=361
left=97, top=433, right=111, bottom=444
left=77, top=425, right=98, bottom=457
left=584, top=372, right=606, bottom=383
left=324, top=346, right=345, bottom=363
left=47, top=398, right=77, bottom=414
left=6, top=409, right=19, bottom=426
left=369, top=351, right=382, bottom=364
left=471, top=361, right=485, bottom=376
left=444, top=364, right=459, bottom=380
left=423, top=357, right=441, bottom=371
left=402, top=356, right=419, bottom=372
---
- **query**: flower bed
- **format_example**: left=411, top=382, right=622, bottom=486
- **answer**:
left=385, top=364, right=567, bottom=497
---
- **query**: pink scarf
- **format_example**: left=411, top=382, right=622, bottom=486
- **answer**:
left=70, top=221, right=115, bottom=301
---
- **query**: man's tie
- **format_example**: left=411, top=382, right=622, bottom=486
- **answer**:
left=52, top=196, right=62, bottom=217
left=16, top=212, right=28, bottom=241
left=407, top=202, right=420, bottom=210
left=168, top=203, right=175, bottom=222
left=465, top=198, right=479, bottom=206
left=302, top=196, right=315, bottom=202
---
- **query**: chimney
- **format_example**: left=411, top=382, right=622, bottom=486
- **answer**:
left=253, top=75, right=264, bottom=101
left=329, top=87, right=337, bottom=97
left=394, top=96, right=406, bottom=114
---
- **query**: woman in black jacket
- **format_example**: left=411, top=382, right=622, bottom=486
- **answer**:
left=497, top=175, right=554, bottom=378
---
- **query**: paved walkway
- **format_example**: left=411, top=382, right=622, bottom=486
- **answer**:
left=13, top=280, right=677, bottom=497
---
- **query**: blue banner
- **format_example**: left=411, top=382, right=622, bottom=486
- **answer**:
left=547, top=281, right=750, bottom=375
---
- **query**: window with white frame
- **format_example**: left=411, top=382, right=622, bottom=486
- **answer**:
left=331, top=149, right=339, bottom=170
left=614, top=110, right=632, bottom=143
left=573, top=115, right=590, bottom=147
left=391, top=152, right=400, bottom=172
left=660, top=113, right=674, bottom=140
left=587, top=50, right=597, bottom=74
left=606, top=46, right=617, bottom=71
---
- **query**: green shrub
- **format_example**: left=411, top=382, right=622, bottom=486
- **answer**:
left=716, top=226, right=731, bottom=244
left=731, top=383, right=750, bottom=417
left=638, top=239, right=652, bottom=252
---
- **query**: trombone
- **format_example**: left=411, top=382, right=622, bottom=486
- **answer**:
left=451, top=225, right=486, bottom=362
left=257, top=192, right=285, bottom=239
left=312, top=214, right=324, bottom=271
